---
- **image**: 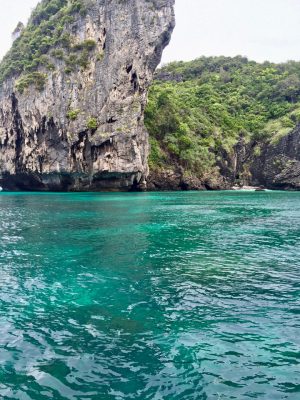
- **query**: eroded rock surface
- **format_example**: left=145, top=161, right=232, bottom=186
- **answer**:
left=251, top=125, right=300, bottom=190
left=0, top=0, right=175, bottom=191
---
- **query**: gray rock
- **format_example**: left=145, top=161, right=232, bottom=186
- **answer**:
left=251, top=125, right=300, bottom=190
left=0, top=0, right=175, bottom=191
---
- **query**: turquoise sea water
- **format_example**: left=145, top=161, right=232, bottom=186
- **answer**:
left=0, top=191, right=299, bottom=399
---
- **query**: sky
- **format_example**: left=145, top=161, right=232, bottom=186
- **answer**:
left=0, top=0, right=300, bottom=64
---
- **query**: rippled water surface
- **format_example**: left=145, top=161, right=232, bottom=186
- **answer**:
left=0, top=191, right=299, bottom=399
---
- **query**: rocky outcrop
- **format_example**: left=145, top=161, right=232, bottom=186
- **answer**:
left=148, top=168, right=206, bottom=191
left=0, top=0, right=175, bottom=191
left=147, top=168, right=230, bottom=191
left=251, top=125, right=300, bottom=190
left=147, top=126, right=300, bottom=191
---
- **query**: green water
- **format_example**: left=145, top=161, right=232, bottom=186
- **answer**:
left=0, top=191, right=299, bottom=399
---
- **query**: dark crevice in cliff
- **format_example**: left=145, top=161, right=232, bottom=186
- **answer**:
left=11, top=93, right=25, bottom=172
left=126, top=64, right=133, bottom=74
left=107, top=116, right=117, bottom=124
left=131, top=72, right=139, bottom=92
left=102, top=27, right=107, bottom=50
left=91, top=138, right=113, bottom=163
left=71, top=131, right=92, bottom=174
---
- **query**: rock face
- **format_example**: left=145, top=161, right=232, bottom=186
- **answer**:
left=148, top=168, right=205, bottom=191
left=0, top=0, right=175, bottom=191
left=251, top=125, right=300, bottom=190
left=147, top=127, right=300, bottom=191
left=147, top=168, right=229, bottom=191
left=218, top=127, right=300, bottom=190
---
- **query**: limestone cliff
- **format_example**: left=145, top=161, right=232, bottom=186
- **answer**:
left=0, top=0, right=175, bottom=191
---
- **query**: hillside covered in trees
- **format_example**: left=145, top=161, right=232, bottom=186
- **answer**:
left=145, top=56, right=300, bottom=189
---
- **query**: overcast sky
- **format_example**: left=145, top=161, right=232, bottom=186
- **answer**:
left=0, top=0, right=300, bottom=64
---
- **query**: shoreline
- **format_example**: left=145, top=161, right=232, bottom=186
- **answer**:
left=0, top=187, right=298, bottom=194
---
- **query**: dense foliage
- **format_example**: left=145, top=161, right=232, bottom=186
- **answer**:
left=0, top=0, right=88, bottom=89
left=145, top=56, right=300, bottom=175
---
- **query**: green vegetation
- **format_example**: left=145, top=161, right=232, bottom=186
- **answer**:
left=67, top=109, right=81, bottom=120
left=72, top=39, right=96, bottom=51
left=145, top=56, right=300, bottom=176
left=87, top=117, right=98, bottom=130
left=15, top=72, right=47, bottom=93
left=0, top=0, right=93, bottom=91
